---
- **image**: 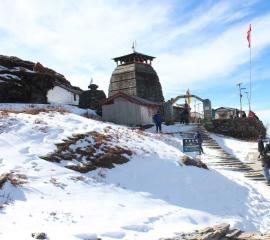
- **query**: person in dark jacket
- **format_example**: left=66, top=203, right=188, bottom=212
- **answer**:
left=183, top=101, right=190, bottom=125
left=258, top=135, right=265, bottom=158
left=153, top=111, right=162, bottom=133
left=260, top=152, right=270, bottom=184
left=194, top=131, right=204, bottom=154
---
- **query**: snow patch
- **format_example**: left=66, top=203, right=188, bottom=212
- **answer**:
left=0, top=73, right=21, bottom=80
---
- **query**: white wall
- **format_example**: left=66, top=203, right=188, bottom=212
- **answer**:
left=47, top=86, right=79, bottom=105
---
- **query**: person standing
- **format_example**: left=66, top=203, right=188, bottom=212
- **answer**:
left=183, top=101, right=190, bottom=125
left=260, top=152, right=270, bottom=184
left=153, top=111, right=162, bottom=133
left=258, top=135, right=265, bottom=158
left=194, top=131, right=204, bottom=154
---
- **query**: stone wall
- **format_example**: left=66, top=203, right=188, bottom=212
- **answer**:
left=79, top=84, right=106, bottom=115
left=206, top=118, right=266, bottom=140
left=109, top=63, right=164, bottom=103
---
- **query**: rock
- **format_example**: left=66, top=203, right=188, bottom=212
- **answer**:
left=0, top=55, right=82, bottom=103
left=159, top=223, right=270, bottom=240
left=181, top=155, right=208, bottom=169
left=33, top=62, right=46, bottom=73
left=31, top=232, right=47, bottom=239
left=0, top=173, right=9, bottom=188
left=79, top=84, right=106, bottom=115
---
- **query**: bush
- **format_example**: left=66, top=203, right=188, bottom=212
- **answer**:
left=206, top=118, right=266, bottom=140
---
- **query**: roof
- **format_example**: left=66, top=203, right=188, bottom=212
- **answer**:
left=215, top=107, right=239, bottom=112
left=102, top=92, right=160, bottom=107
left=54, top=81, right=83, bottom=95
left=112, top=51, right=155, bottom=63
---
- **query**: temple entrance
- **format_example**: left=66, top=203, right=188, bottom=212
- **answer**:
left=163, top=94, right=212, bottom=124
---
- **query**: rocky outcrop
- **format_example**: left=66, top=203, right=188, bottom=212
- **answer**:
left=160, top=223, right=270, bottom=240
left=41, top=130, right=132, bottom=173
left=0, top=55, right=81, bottom=103
left=206, top=118, right=266, bottom=140
left=79, top=84, right=106, bottom=115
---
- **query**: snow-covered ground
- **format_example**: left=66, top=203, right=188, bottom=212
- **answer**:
left=1, top=106, right=270, bottom=240
left=210, top=133, right=258, bottom=163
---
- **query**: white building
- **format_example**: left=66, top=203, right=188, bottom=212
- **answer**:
left=215, top=107, right=239, bottom=119
left=102, top=92, right=160, bottom=126
left=47, top=83, right=82, bottom=105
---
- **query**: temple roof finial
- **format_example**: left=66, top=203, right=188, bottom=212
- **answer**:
left=132, top=41, right=137, bottom=53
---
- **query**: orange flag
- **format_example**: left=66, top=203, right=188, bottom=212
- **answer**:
left=247, top=24, right=252, bottom=48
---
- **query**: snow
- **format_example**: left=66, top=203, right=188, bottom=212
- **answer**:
left=210, top=133, right=258, bottom=163
left=0, top=65, right=8, bottom=71
left=10, top=66, right=35, bottom=73
left=0, top=73, right=21, bottom=80
left=0, top=106, right=270, bottom=239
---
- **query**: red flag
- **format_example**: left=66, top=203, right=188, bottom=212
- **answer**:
left=247, top=24, right=252, bottom=48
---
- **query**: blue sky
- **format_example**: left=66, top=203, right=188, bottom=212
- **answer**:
left=0, top=0, right=269, bottom=125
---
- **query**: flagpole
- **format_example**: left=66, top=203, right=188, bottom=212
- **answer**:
left=249, top=38, right=252, bottom=112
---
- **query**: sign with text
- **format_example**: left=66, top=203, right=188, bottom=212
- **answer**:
left=183, top=138, right=200, bottom=153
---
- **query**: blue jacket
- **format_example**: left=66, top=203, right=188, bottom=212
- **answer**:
left=194, top=132, right=203, bottom=144
left=153, top=113, right=162, bottom=124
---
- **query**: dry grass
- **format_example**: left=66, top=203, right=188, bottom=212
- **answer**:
left=0, top=107, right=69, bottom=115
left=41, top=131, right=133, bottom=173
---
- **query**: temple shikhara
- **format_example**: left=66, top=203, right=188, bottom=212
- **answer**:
left=108, top=50, right=164, bottom=103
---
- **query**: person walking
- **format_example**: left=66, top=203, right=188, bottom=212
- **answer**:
left=258, top=135, right=265, bottom=158
left=194, top=131, right=204, bottom=154
left=153, top=111, right=162, bottom=133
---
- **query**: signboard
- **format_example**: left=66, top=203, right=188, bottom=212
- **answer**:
left=183, top=138, right=200, bottom=153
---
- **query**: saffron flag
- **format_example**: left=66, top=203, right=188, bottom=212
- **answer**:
left=247, top=24, right=252, bottom=48
left=186, top=89, right=191, bottom=105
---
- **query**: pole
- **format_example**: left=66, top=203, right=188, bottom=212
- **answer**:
left=249, top=41, right=252, bottom=112
left=237, top=83, right=242, bottom=112
left=245, top=91, right=251, bottom=111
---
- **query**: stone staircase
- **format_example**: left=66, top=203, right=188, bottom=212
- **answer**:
left=196, top=125, right=268, bottom=185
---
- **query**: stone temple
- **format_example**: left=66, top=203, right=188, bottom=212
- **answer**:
left=108, top=51, right=164, bottom=103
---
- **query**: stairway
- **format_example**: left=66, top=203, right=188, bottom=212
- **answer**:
left=196, top=125, right=268, bottom=185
